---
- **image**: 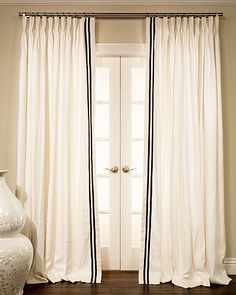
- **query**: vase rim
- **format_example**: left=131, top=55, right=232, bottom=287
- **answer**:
left=0, top=170, right=8, bottom=177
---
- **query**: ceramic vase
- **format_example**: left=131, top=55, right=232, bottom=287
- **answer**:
left=0, top=170, right=33, bottom=295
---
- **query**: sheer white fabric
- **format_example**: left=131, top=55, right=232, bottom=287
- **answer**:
left=140, top=16, right=231, bottom=288
left=17, top=16, right=101, bottom=284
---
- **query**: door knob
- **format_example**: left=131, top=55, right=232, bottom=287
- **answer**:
left=105, top=166, right=119, bottom=173
left=122, top=165, right=135, bottom=173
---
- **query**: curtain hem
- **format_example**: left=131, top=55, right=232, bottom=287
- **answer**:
left=139, top=270, right=231, bottom=288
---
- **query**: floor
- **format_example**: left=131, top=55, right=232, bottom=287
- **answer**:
left=24, top=271, right=236, bottom=294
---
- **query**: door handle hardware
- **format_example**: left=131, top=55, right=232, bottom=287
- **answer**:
left=105, top=166, right=119, bottom=173
left=122, top=165, right=136, bottom=173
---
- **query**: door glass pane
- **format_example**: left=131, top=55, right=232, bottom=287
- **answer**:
left=131, top=67, right=145, bottom=101
left=96, top=141, right=109, bottom=174
left=131, top=178, right=143, bottom=212
left=95, top=104, right=109, bottom=138
left=95, top=67, right=110, bottom=101
left=131, top=141, right=144, bottom=175
left=99, top=214, right=110, bottom=247
left=131, top=104, right=144, bottom=138
left=97, top=177, right=110, bottom=212
left=131, top=214, right=142, bottom=247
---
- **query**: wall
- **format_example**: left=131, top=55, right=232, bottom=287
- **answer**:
left=0, top=4, right=235, bottom=259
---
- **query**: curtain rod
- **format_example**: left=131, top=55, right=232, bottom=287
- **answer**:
left=18, top=12, right=223, bottom=18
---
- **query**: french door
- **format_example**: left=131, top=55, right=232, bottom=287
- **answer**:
left=95, top=56, right=146, bottom=270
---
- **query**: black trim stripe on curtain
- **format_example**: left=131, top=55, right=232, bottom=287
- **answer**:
left=84, top=17, right=97, bottom=284
left=143, top=16, right=156, bottom=285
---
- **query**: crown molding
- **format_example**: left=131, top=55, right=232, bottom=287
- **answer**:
left=0, top=0, right=236, bottom=6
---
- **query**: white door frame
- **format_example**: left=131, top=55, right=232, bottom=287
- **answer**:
left=95, top=43, right=146, bottom=270
left=96, top=43, right=145, bottom=57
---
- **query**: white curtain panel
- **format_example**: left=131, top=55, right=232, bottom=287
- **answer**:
left=17, top=16, right=101, bottom=284
left=140, top=16, right=231, bottom=288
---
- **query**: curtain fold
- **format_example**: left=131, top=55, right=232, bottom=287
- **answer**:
left=17, top=16, right=101, bottom=284
left=140, top=16, right=231, bottom=288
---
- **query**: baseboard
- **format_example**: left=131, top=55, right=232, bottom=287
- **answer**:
left=224, top=258, right=236, bottom=275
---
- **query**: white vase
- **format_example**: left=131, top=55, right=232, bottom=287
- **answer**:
left=0, top=170, right=33, bottom=295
